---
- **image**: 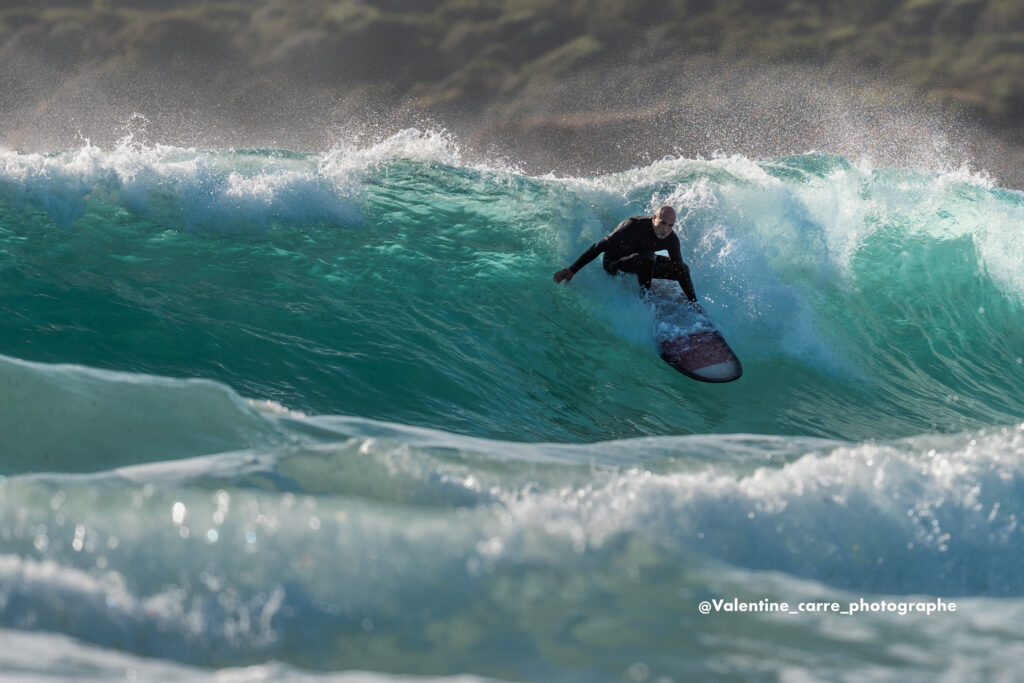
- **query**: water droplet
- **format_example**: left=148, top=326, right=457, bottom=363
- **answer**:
left=171, top=502, right=187, bottom=525
left=626, top=662, right=650, bottom=682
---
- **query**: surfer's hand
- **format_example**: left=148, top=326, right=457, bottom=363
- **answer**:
left=553, top=268, right=575, bottom=284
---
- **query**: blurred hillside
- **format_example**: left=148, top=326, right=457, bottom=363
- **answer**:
left=3, top=0, right=1024, bottom=180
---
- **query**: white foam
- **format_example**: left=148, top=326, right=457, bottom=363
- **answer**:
left=318, top=128, right=463, bottom=177
left=493, top=424, right=1024, bottom=594
left=0, top=627, right=492, bottom=682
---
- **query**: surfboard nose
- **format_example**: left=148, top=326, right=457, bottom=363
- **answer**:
left=690, top=360, right=743, bottom=382
left=658, top=330, right=743, bottom=383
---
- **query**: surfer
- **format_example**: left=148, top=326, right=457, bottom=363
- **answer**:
left=552, top=206, right=698, bottom=303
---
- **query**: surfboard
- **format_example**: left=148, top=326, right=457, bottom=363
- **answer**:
left=649, top=283, right=742, bottom=383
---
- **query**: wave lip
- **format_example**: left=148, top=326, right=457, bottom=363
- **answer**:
left=0, top=354, right=285, bottom=475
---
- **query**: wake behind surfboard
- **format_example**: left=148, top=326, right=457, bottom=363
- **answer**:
left=649, top=282, right=743, bottom=383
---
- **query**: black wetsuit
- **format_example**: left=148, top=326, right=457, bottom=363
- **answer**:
left=568, top=216, right=697, bottom=302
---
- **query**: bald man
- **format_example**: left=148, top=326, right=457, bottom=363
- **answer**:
left=553, top=206, right=698, bottom=302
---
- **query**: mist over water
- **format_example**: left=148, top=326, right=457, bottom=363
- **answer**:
left=6, top=51, right=1020, bottom=187
left=2, top=128, right=1024, bottom=681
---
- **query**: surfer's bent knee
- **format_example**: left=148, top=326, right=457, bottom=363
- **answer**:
left=664, top=262, right=688, bottom=279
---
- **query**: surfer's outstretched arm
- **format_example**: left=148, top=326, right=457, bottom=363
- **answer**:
left=553, top=238, right=608, bottom=284
left=553, top=268, right=575, bottom=283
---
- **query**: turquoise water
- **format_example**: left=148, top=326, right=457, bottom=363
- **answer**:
left=2, top=130, right=1024, bottom=680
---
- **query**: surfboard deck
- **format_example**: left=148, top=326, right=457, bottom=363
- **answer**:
left=649, top=283, right=742, bottom=383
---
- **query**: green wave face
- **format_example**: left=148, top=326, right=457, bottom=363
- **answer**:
left=2, top=136, right=1023, bottom=443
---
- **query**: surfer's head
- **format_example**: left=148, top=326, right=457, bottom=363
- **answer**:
left=652, top=206, right=676, bottom=239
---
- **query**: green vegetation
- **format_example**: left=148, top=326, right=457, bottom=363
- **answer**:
left=2, top=0, right=1023, bottom=121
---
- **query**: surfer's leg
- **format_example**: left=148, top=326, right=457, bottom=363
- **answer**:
left=604, top=251, right=656, bottom=290
left=635, top=251, right=656, bottom=289
left=652, top=256, right=697, bottom=302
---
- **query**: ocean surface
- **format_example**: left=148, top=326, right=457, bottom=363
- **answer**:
left=2, top=129, right=1024, bottom=681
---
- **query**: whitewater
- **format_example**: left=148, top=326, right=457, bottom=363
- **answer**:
left=2, top=129, right=1024, bottom=681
